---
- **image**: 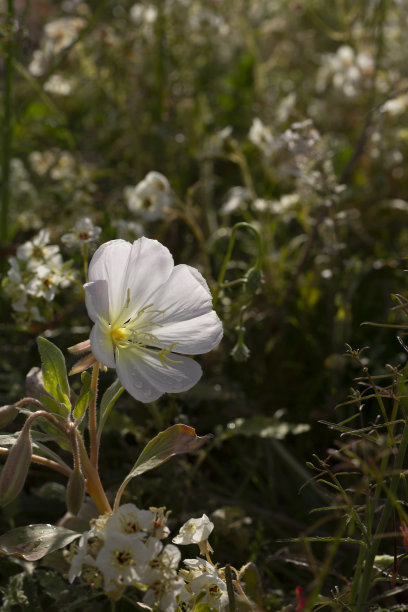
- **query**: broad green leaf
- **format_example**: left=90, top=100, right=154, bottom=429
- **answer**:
left=124, top=424, right=213, bottom=484
left=0, top=524, right=80, bottom=561
left=37, top=337, right=70, bottom=416
left=73, top=371, right=93, bottom=423
left=97, top=378, right=124, bottom=437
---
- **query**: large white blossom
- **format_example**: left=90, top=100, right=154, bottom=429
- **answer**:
left=84, top=237, right=223, bottom=402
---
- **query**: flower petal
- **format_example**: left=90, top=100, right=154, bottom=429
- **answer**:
left=90, top=320, right=115, bottom=368
left=149, top=264, right=214, bottom=324
left=115, top=347, right=202, bottom=403
left=84, top=280, right=109, bottom=323
left=153, top=310, right=223, bottom=354
left=88, top=238, right=174, bottom=323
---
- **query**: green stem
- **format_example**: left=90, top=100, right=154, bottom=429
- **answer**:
left=356, top=421, right=408, bottom=611
left=1, top=0, right=14, bottom=242
left=213, top=222, right=262, bottom=307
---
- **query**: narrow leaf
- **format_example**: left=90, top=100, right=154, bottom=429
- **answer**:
left=37, top=337, right=70, bottom=415
left=97, top=378, right=124, bottom=437
left=0, top=524, right=80, bottom=560
left=73, top=371, right=93, bottom=423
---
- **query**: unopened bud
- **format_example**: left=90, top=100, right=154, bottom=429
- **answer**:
left=66, top=467, right=85, bottom=515
left=0, top=405, right=19, bottom=428
left=245, top=266, right=263, bottom=293
left=0, top=428, right=32, bottom=506
left=231, top=329, right=250, bottom=363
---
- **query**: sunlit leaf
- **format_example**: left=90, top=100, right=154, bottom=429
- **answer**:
left=128, top=424, right=213, bottom=479
left=37, top=337, right=70, bottom=416
left=73, top=371, right=93, bottom=423
left=0, top=524, right=80, bottom=561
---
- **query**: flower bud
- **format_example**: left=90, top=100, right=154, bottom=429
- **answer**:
left=231, top=329, right=251, bottom=363
left=245, top=266, right=263, bottom=293
left=66, top=467, right=85, bottom=516
left=0, top=428, right=32, bottom=506
left=0, top=404, right=19, bottom=428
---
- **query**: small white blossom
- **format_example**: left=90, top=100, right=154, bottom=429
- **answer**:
left=103, top=503, right=155, bottom=537
left=16, top=229, right=60, bottom=270
left=84, top=237, right=223, bottom=402
left=125, top=171, right=172, bottom=221
left=96, top=532, right=157, bottom=593
left=173, top=514, right=214, bottom=546
left=61, top=217, right=102, bottom=248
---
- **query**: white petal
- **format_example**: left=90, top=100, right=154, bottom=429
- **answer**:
left=88, top=238, right=174, bottom=323
left=153, top=310, right=223, bottom=354
left=84, top=280, right=109, bottom=323
left=90, top=320, right=115, bottom=368
left=115, top=346, right=202, bottom=403
left=149, top=264, right=214, bottom=324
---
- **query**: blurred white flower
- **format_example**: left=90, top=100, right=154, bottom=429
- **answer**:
left=16, top=229, right=61, bottom=270
left=61, top=217, right=102, bottom=248
left=44, top=74, right=75, bottom=96
left=43, top=17, right=86, bottom=55
left=249, top=118, right=275, bottom=158
left=220, top=186, right=251, bottom=215
left=173, top=514, right=214, bottom=546
left=381, top=93, right=408, bottom=116
left=84, top=237, right=223, bottom=402
left=317, top=45, right=374, bottom=98
left=125, top=171, right=172, bottom=221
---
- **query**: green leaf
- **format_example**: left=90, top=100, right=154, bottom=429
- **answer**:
left=73, top=371, right=93, bottom=423
left=97, top=378, right=124, bottom=437
left=37, top=337, right=70, bottom=416
left=118, top=425, right=213, bottom=498
left=0, top=524, right=80, bottom=561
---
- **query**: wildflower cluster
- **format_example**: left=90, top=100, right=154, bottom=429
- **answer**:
left=69, top=505, right=246, bottom=611
left=2, top=230, right=74, bottom=324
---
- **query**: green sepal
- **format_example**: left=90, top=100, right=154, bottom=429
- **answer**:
left=37, top=337, right=71, bottom=416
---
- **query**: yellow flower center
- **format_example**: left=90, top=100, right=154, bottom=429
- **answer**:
left=110, top=326, right=130, bottom=343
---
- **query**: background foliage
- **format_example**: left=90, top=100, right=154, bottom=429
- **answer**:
left=1, top=0, right=408, bottom=609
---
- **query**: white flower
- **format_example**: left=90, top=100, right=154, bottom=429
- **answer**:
left=220, top=187, right=251, bottom=215
left=104, top=504, right=155, bottom=537
left=189, top=572, right=228, bottom=610
left=16, top=229, right=60, bottom=270
left=61, top=217, right=102, bottom=248
left=180, top=559, right=228, bottom=611
left=84, top=237, right=223, bottom=402
left=125, top=171, right=172, bottom=221
left=44, top=74, right=75, bottom=96
left=173, top=514, right=214, bottom=545
left=249, top=118, right=275, bottom=158
left=96, top=532, right=157, bottom=591
left=141, top=544, right=184, bottom=612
